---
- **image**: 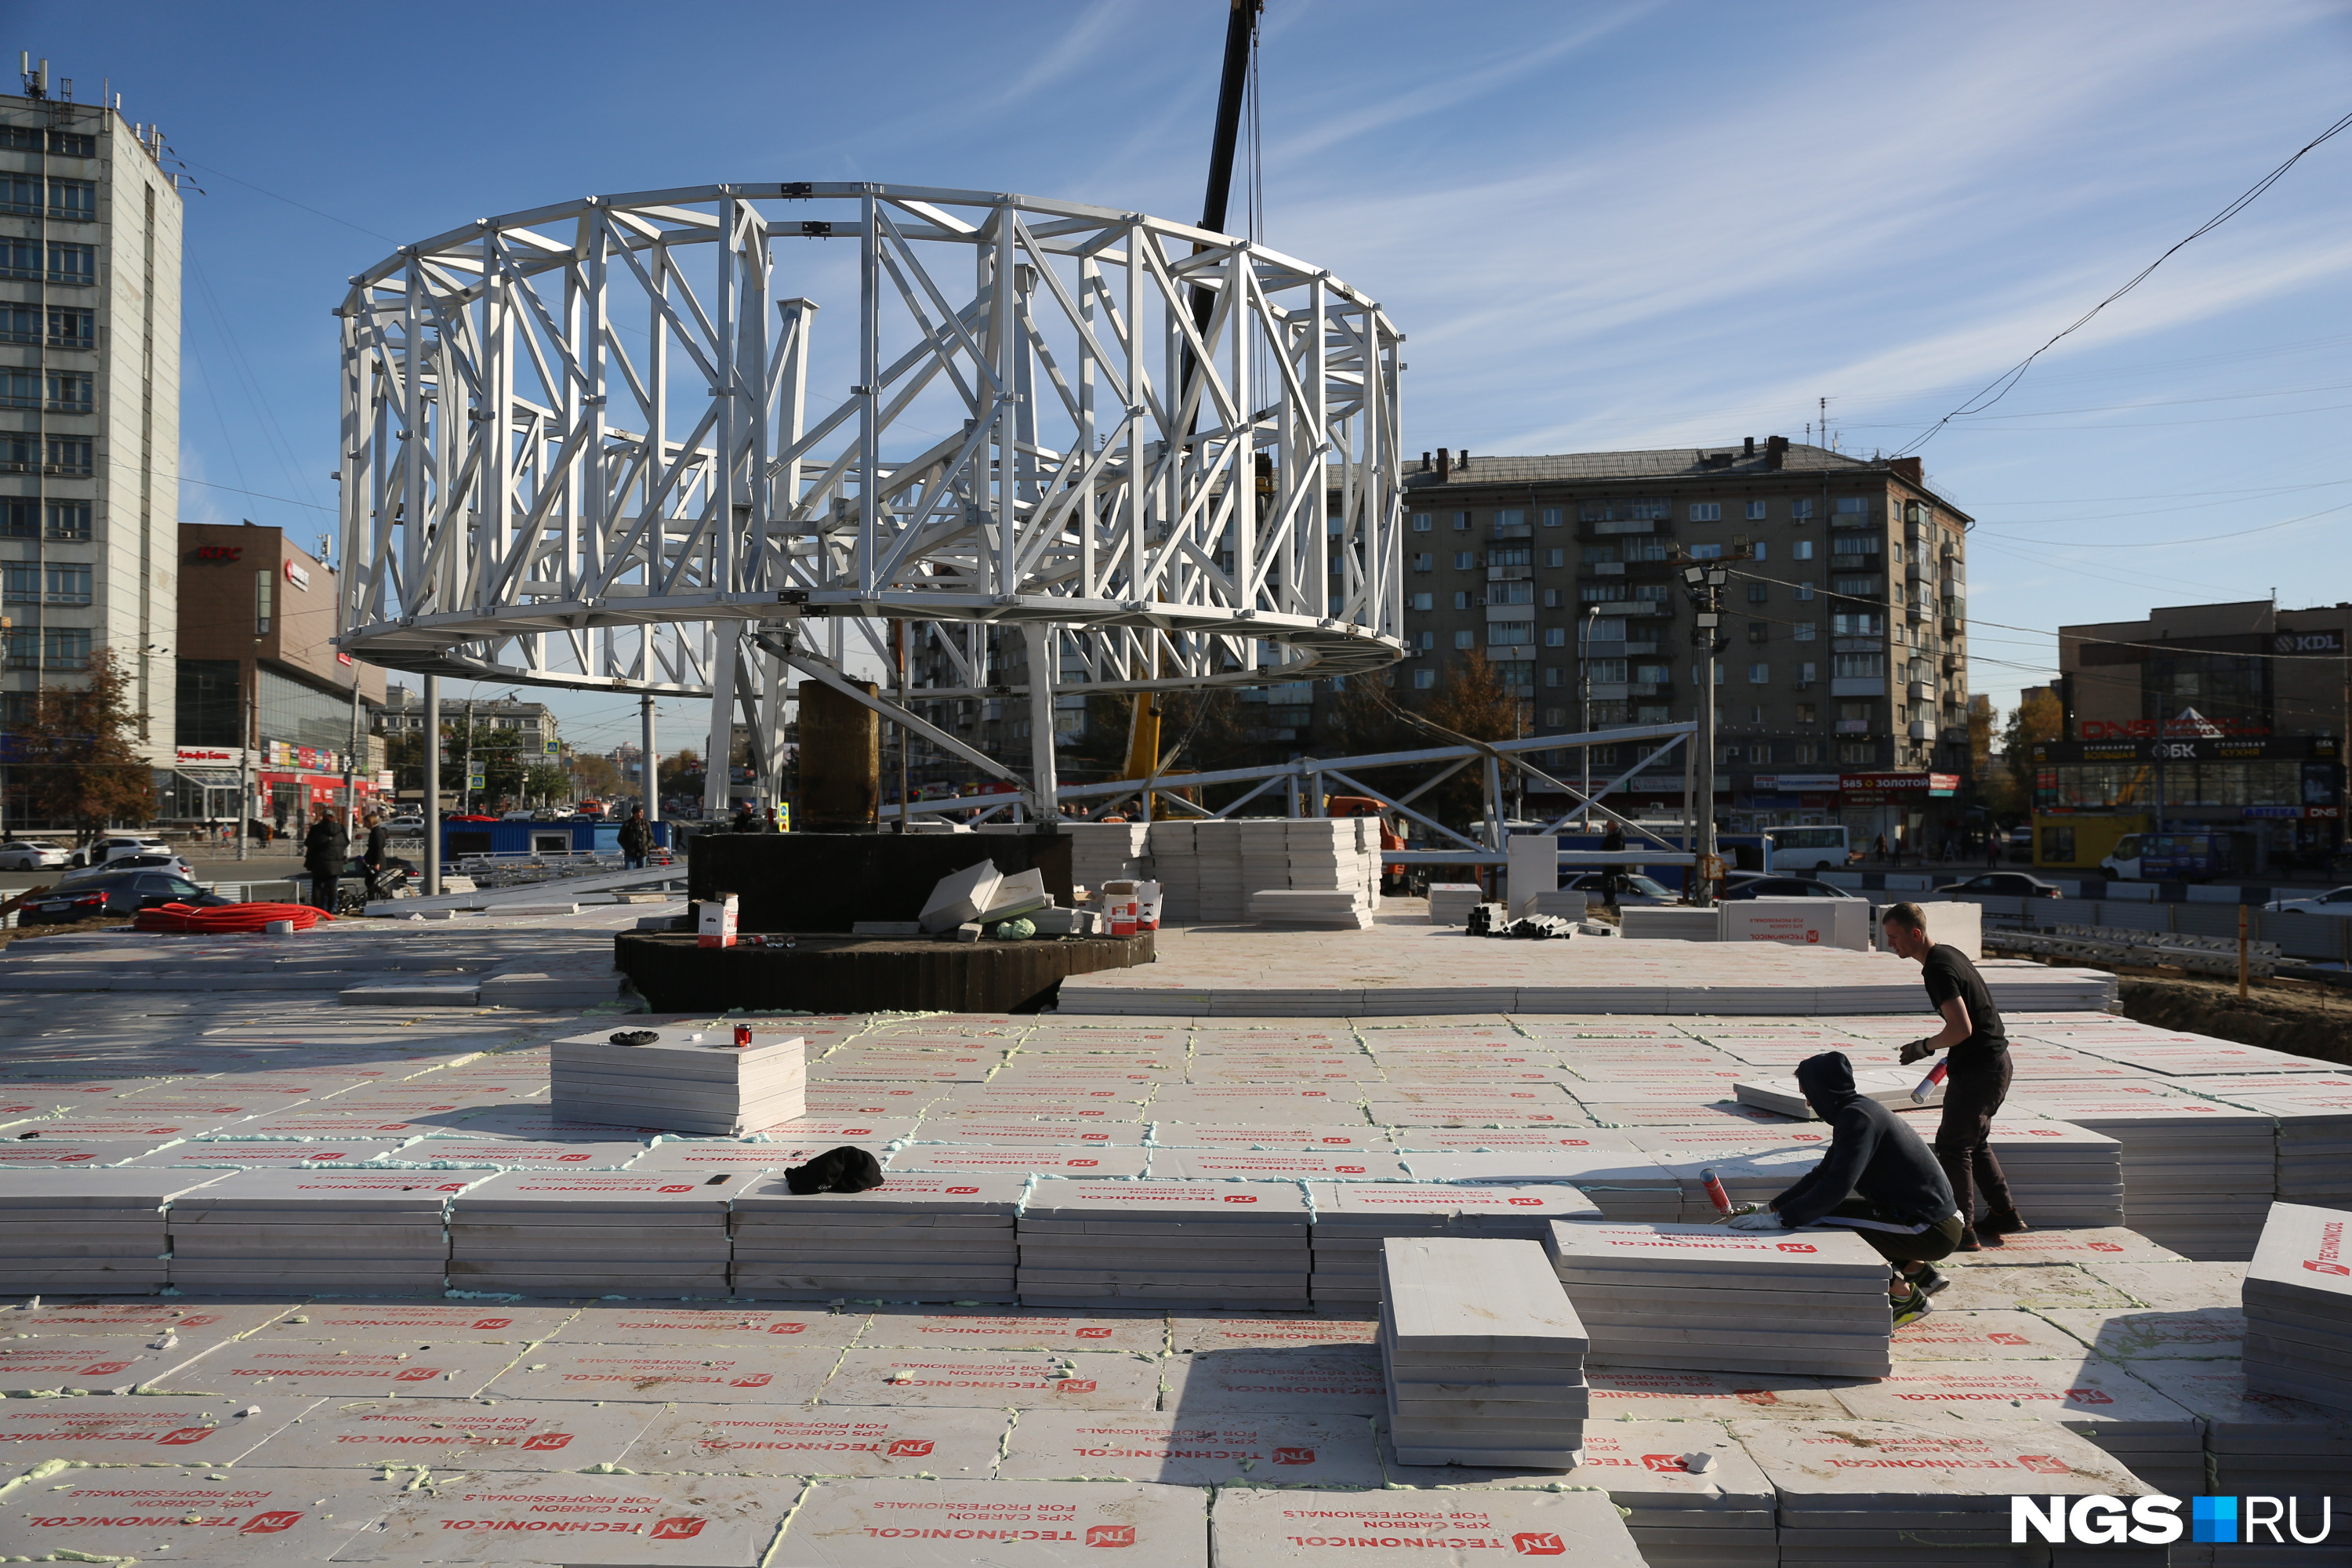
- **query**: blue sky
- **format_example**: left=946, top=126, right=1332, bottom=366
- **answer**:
left=23, top=1, right=2352, bottom=755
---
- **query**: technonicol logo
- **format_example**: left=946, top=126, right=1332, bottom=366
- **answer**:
left=2014, top=1495, right=2336, bottom=1545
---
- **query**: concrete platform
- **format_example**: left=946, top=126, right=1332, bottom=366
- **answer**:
left=1056, top=920, right=2118, bottom=1017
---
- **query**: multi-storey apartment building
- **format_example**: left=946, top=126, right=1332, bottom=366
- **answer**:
left=1395, top=439, right=1973, bottom=843
left=0, top=64, right=180, bottom=756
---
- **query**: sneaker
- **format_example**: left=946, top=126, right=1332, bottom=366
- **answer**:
left=1955, top=1227, right=1984, bottom=1253
left=1889, top=1287, right=1935, bottom=1329
left=1980, top=1207, right=2031, bottom=1239
left=1908, top=1264, right=1951, bottom=1296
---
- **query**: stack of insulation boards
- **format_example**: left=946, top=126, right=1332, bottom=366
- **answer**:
left=1017, top=1179, right=1309, bottom=1308
left=2198, top=1073, right=2352, bottom=1210
left=1831, top=1352, right=2208, bottom=1501
left=550, top=1027, right=804, bottom=1134
left=1020, top=820, right=1145, bottom=890
left=446, top=1171, right=733, bottom=1296
left=729, top=1172, right=1023, bottom=1302
left=1247, top=888, right=1370, bottom=928
left=1303, top=1181, right=1599, bottom=1305
left=2125, top=1356, right=2352, bottom=1500
left=1393, top=1131, right=1684, bottom=1223
left=1426, top=882, right=1483, bottom=927
left=1379, top=1235, right=1589, bottom=1468
left=1574, top=1421, right=1776, bottom=1568
left=2244, top=1200, right=2352, bottom=1410
left=1732, top=1067, right=1946, bottom=1118
left=1730, top=1418, right=2161, bottom=1568
left=166, top=1169, right=467, bottom=1294
left=1544, top=1219, right=1896, bottom=1377
left=2028, top=1081, right=2276, bottom=1260
left=0, top=1171, right=220, bottom=1295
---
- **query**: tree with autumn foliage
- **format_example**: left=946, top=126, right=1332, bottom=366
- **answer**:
left=1408, top=650, right=1523, bottom=830
left=13, top=652, right=154, bottom=849
left=1998, top=688, right=2064, bottom=818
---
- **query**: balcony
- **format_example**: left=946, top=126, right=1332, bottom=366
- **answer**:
left=1585, top=518, right=1657, bottom=537
left=1582, top=561, right=1624, bottom=576
left=1628, top=681, right=1666, bottom=698
left=1829, top=575, right=1882, bottom=597
left=1907, top=720, right=1933, bottom=740
left=1490, top=523, right=1531, bottom=541
left=1829, top=676, right=1883, bottom=697
left=1488, top=565, right=1532, bottom=582
left=1907, top=680, right=1936, bottom=700
left=1835, top=720, right=1872, bottom=734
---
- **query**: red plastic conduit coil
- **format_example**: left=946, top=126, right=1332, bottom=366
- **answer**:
left=132, top=902, right=336, bottom=933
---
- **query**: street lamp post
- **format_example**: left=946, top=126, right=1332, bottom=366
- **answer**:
left=1581, top=604, right=1602, bottom=825
left=1683, top=564, right=1729, bottom=905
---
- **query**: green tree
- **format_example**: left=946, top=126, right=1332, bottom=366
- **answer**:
left=2000, top=688, right=2063, bottom=818
left=522, top=764, right=570, bottom=804
left=15, top=652, right=154, bottom=848
left=571, top=753, right=623, bottom=801
left=1413, top=651, right=1519, bottom=830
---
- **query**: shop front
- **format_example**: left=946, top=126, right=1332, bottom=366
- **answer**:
left=2031, top=735, right=2342, bottom=876
left=1838, top=771, right=1962, bottom=857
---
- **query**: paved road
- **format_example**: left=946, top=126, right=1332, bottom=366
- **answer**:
left=0, top=855, right=307, bottom=895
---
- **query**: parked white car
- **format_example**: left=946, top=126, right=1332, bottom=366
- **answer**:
left=2267, top=885, right=2352, bottom=917
left=60, top=851, right=197, bottom=887
left=85, top=835, right=174, bottom=869
left=0, top=840, right=71, bottom=871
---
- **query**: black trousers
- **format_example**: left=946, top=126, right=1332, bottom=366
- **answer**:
left=1820, top=1199, right=1965, bottom=1268
left=1935, top=1054, right=2016, bottom=1224
left=309, top=872, right=340, bottom=912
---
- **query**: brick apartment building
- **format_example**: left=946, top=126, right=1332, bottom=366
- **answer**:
left=1392, top=439, right=1973, bottom=844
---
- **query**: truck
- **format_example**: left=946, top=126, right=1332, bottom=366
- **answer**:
left=2099, top=829, right=2253, bottom=883
left=2029, top=813, right=2149, bottom=873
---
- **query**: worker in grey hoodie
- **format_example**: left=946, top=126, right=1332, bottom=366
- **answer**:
left=1723, top=1051, right=1962, bottom=1324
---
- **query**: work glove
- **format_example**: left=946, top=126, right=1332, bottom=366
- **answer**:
left=1899, top=1039, right=1937, bottom=1065
left=1725, top=1209, right=1782, bottom=1232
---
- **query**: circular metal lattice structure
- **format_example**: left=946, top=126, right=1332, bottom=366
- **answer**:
left=332, top=182, right=1404, bottom=702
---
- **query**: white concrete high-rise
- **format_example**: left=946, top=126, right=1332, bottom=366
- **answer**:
left=1, top=58, right=181, bottom=757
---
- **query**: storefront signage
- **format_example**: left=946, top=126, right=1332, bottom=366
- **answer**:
left=2273, top=630, right=2344, bottom=655
left=2081, top=717, right=2270, bottom=741
left=1839, top=772, right=1959, bottom=797
left=284, top=560, right=311, bottom=590
left=188, top=544, right=241, bottom=562
left=2244, top=805, right=2342, bottom=820
left=1751, top=774, right=1842, bottom=793
left=2036, top=736, right=2339, bottom=764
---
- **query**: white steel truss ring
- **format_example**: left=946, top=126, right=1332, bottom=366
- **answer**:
left=333, top=181, right=1406, bottom=701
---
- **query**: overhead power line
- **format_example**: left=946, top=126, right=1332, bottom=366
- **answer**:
left=1893, top=106, right=2352, bottom=458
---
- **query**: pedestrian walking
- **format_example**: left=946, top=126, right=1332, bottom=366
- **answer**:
left=360, top=810, right=390, bottom=902
left=303, top=810, right=350, bottom=914
left=618, top=806, right=652, bottom=870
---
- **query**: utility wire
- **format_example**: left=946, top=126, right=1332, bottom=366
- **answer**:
left=1893, top=107, right=2352, bottom=457
left=180, top=158, right=399, bottom=245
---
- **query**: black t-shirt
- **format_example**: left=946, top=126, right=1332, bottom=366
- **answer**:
left=1921, top=943, right=2007, bottom=1068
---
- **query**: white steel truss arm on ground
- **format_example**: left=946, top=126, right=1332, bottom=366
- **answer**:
left=884, top=721, right=1702, bottom=866
left=332, top=183, right=1408, bottom=808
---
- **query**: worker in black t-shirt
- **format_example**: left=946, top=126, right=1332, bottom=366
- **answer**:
left=1880, top=900, right=2027, bottom=1251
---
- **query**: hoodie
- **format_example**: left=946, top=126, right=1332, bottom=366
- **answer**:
left=1769, top=1051, right=1955, bottom=1231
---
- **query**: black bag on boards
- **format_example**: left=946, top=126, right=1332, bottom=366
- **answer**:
left=784, top=1145, right=884, bottom=1195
